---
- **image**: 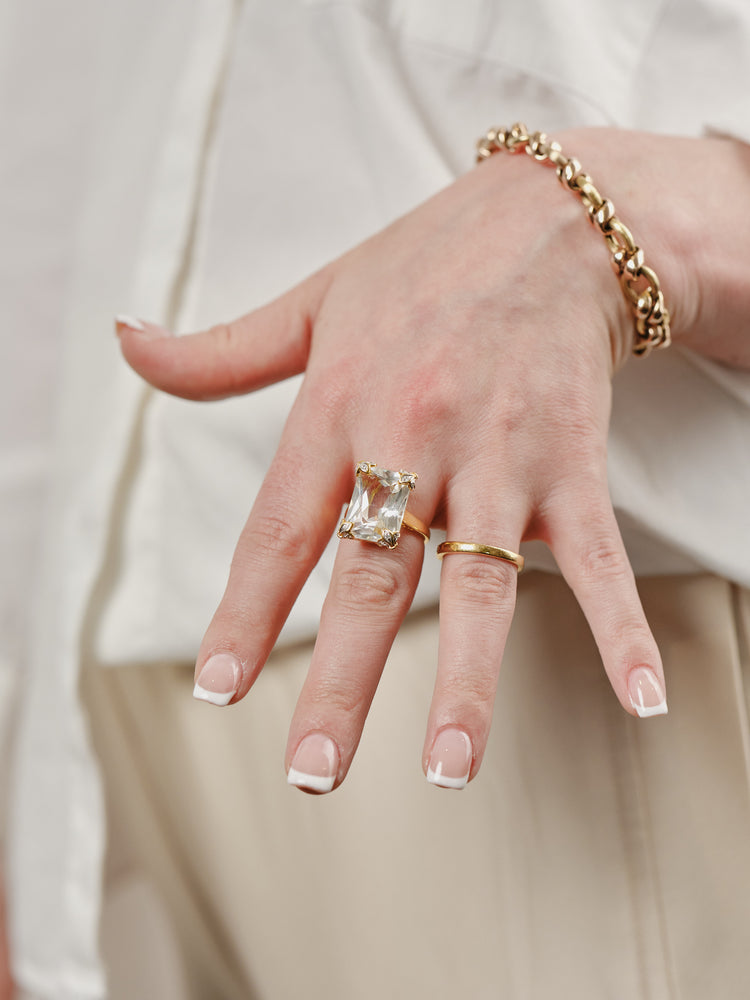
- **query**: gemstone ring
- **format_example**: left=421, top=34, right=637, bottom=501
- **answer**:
left=337, top=462, right=430, bottom=548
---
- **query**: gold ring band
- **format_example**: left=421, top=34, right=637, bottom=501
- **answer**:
left=437, top=540, right=524, bottom=572
left=401, top=511, right=430, bottom=544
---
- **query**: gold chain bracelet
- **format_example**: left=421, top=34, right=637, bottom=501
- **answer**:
left=476, top=123, right=671, bottom=358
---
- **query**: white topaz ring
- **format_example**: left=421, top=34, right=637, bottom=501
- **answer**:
left=337, top=462, right=430, bottom=548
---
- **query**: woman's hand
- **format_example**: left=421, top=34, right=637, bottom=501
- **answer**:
left=117, top=129, right=748, bottom=792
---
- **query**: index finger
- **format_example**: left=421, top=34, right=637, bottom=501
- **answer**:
left=192, top=399, right=350, bottom=706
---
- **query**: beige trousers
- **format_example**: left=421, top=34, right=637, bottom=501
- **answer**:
left=85, top=573, right=750, bottom=1000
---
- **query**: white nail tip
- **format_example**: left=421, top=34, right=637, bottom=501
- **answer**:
left=115, top=313, right=146, bottom=331
left=426, top=767, right=469, bottom=790
left=634, top=701, right=669, bottom=718
left=287, top=768, right=335, bottom=793
left=192, top=683, right=234, bottom=707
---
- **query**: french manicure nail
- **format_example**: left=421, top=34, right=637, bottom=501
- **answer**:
left=115, top=314, right=171, bottom=338
left=627, top=666, right=668, bottom=718
left=427, top=727, right=473, bottom=789
left=287, top=733, right=339, bottom=793
left=115, top=313, right=146, bottom=332
left=193, top=653, right=241, bottom=707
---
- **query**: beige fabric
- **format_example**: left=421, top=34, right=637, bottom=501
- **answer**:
left=85, top=572, right=750, bottom=1000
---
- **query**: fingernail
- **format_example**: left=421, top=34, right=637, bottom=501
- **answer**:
left=193, top=653, right=241, bottom=707
left=287, top=733, right=339, bottom=793
left=427, top=727, right=473, bottom=789
left=115, top=314, right=171, bottom=338
left=627, top=666, right=668, bottom=718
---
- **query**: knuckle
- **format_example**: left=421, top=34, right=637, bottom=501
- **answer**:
left=330, top=559, right=411, bottom=617
left=309, top=673, right=371, bottom=718
left=205, top=321, right=256, bottom=396
left=301, top=355, right=361, bottom=427
left=206, top=320, right=237, bottom=351
left=208, top=590, right=273, bottom=647
left=495, top=392, right=531, bottom=438
left=442, top=667, right=498, bottom=714
left=395, top=365, right=461, bottom=436
left=576, top=532, right=629, bottom=583
left=447, top=557, right=517, bottom=608
left=239, top=512, right=317, bottom=568
left=601, top=611, right=654, bottom=651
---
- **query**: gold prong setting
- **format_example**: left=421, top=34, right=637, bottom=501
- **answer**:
left=337, top=462, right=425, bottom=548
left=380, top=530, right=399, bottom=548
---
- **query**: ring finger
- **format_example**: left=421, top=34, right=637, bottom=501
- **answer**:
left=423, top=484, right=527, bottom=789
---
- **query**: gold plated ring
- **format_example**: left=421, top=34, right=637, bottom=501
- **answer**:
left=338, top=462, right=430, bottom=549
left=401, top=510, right=430, bottom=543
left=437, top=540, right=524, bottom=572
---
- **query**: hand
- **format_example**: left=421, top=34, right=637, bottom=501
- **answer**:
left=118, top=129, right=744, bottom=791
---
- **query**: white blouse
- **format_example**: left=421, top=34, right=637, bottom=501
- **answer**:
left=2, top=0, right=749, bottom=995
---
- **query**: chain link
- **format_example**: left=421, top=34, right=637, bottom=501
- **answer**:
left=476, top=123, right=671, bottom=358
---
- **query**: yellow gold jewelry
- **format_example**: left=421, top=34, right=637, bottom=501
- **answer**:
left=401, top=511, right=431, bottom=544
left=437, top=540, right=524, bottom=572
left=476, top=122, right=671, bottom=358
left=338, top=462, right=430, bottom=548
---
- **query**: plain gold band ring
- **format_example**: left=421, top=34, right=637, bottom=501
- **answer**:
left=437, top=540, right=524, bottom=572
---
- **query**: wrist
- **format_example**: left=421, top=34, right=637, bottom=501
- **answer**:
left=675, top=134, right=750, bottom=368
left=554, top=128, right=750, bottom=369
left=473, top=146, right=633, bottom=373
left=548, top=128, right=690, bottom=354
left=478, top=125, right=679, bottom=370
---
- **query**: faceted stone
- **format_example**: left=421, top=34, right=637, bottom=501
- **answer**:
left=338, top=463, right=416, bottom=548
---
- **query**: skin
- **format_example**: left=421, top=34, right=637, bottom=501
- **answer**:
left=115, top=128, right=750, bottom=792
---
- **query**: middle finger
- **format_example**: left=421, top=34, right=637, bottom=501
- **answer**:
left=285, top=461, right=433, bottom=792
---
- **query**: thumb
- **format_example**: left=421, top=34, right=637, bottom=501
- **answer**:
left=115, top=266, right=333, bottom=401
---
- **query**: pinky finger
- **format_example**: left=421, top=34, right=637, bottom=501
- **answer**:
left=549, top=494, right=668, bottom=719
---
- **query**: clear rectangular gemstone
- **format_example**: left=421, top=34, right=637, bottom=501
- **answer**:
left=342, top=464, right=412, bottom=547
